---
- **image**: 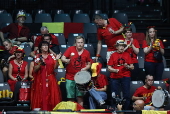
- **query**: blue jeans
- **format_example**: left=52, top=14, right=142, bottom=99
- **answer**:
left=110, top=77, right=131, bottom=110
left=89, top=88, right=107, bottom=109
left=144, top=62, right=164, bottom=80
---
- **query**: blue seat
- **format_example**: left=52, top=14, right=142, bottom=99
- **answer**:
left=73, top=14, right=90, bottom=23
left=34, top=13, right=52, bottom=23
left=53, top=33, right=66, bottom=45
left=0, top=13, right=13, bottom=26
left=54, top=14, right=71, bottom=22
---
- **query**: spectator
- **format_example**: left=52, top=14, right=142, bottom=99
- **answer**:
left=8, top=47, right=28, bottom=91
left=61, top=36, right=91, bottom=106
left=142, top=26, right=164, bottom=80
left=30, top=41, right=62, bottom=111
left=123, top=26, right=140, bottom=81
left=108, top=39, right=134, bottom=110
left=0, top=11, right=32, bottom=47
left=93, top=14, right=124, bottom=62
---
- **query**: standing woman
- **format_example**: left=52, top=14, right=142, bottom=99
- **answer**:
left=8, top=47, right=28, bottom=91
left=123, top=27, right=140, bottom=81
left=142, top=26, right=164, bottom=80
left=0, top=39, right=18, bottom=81
left=30, top=41, right=62, bottom=111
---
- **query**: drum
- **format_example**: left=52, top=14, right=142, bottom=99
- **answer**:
left=74, top=71, right=92, bottom=92
left=152, top=89, right=169, bottom=108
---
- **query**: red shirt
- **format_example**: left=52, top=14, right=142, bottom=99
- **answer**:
left=97, top=18, right=124, bottom=51
left=17, top=25, right=22, bottom=36
left=63, top=46, right=91, bottom=80
left=0, top=23, right=30, bottom=40
left=92, top=74, right=108, bottom=89
left=133, top=86, right=156, bottom=104
left=34, top=33, right=59, bottom=47
left=107, top=52, right=132, bottom=78
left=125, top=39, right=140, bottom=63
left=142, top=40, right=164, bottom=63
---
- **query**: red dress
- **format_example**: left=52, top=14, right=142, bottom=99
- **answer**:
left=8, top=60, right=28, bottom=91
left=30, top=53, right=62, bottom=111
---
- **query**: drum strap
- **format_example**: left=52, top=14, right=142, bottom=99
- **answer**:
left=145, top=102, right=153, bottom=106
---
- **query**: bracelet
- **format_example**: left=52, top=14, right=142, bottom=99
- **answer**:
left=96, top=54, right=100, bottom=57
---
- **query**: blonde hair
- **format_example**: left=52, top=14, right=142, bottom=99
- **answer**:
left=74, top=36, right=85, bottom=43
left=146, top=27, right=158, bottom=45
left=3, top=39, right=13, bottom=46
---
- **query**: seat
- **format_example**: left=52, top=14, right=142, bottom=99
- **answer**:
left=73, top=14, right=90, bottom=23
left=163, top=56, right=167, bottom=68
left=51, top=9, right=64, bottom=20
left=100, top=45, right=107, bottom=63
left=130, top=81, right=144, bottom=98
left=0, top=22, right=11, bottom=38
left=59, top=45, right=71, bottom=54
left=69, top=9, right=83, bottom=19
left=23, top=44, right=32, bottom=56
left=100, top=68, right=110, bottom=78
left=23, top=56, right=33, bottom=68
left=0, top=9, right=7, bottom=14
left=34, top=13, right=52, bottom=23
left=162, top=68, right=170, bottom=80
left=84, top=44, right=95, bottom=57
left=89, top=10, right=102, bottom=20
left=67, top=33, right=85, bottom=46
left=83, top=23, right=97, bottom=39
left=53, top=33, right=66, bottom=45
left=130, top=23, right=136, bottom=33
left=53, top=14, right=71, bottom=22
left=0, top=69, right=4, bottom=83
left=153, top=81, right=166, bottom=90
left=137, top=48, right=145, bottom=57
left=54, top=68, right=66, bottom=81
left=0, top=13, right=13, bottom=26
left=112, top=13, right=128, bottom=25
left=137, top=68, right=146, bottom=82
left=15, top=13, right=32, bottom=23
left=87, top=33, right=97, bottom=54
left=92, top=13, right=108, bottom=20
left=32, top=9, right=46, bottom=20
left=137, top=56, right=144, bottom=68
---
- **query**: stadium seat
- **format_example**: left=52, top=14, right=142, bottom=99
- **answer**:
left=112, top=13, right=128, bottom=25
left=162, top=68, right=170, bottom=80
left=138, top=56, right=144, bottom=68
left=92, top=13, right=108, bottom=20
left=130, top=23, right=136, bottom=33
left=53, top=14, right=71, bottom=22
left=153, top=81, right=166, bottom=90
left=0, top=9, right=7, bottom=14
left=23, top=44, right=32, bottom=56
left=32, top=9, right=46, bottom=20
left=83, top=23, right=97, bottom=39
left=34, top=13, right=52, bottom=23
left=0, top=13, right=13, bottom=26
left=130, top=81, right=144, bottom=97
left=100, top=45, right=107, bottom=63
left=51, top=9, right=64, bottom=20
left=0, top=69, right=4, bottom=83
left=73, top=14, right=90, bottom=23
left=89, top=10, right=102, bottom=20
left=100, top=67, right=110, bottom=78
left=53, top=33, right=66, bottom=45
left=84, top=44, right=95, bottom=57
left=69, top=9, right=83, bottom=20
left=54, top=68, right=66, bottom=81
left=23, top=56, right=33, bottom=68
left=67, top=33, right=85, bottom=46
left=59, top=45, right=71, bottom=54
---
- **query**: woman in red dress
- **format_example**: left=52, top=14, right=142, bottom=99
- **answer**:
left=30, top=41, right=62, bottom=111
left=8, top=47, right=28, bottom=91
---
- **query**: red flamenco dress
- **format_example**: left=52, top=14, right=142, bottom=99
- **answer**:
left=8, top=60, right=28, bottom=92
left=31, top=54, right=62, bottom=111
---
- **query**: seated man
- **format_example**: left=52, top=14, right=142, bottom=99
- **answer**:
left=33, top=26, right=59, bottom=52
left=132, top=74, right=164, bottom=110
left=0, top=11, right=32, bottom=47
left=89, top=62, right=108, bottom=109
left=30, top=34, right=60, bottom=57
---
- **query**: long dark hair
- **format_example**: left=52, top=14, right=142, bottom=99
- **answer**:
left=38, top=41, right=50, bottom=53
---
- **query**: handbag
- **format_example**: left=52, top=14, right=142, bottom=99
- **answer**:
left=153, top=51, right=163, bottom=61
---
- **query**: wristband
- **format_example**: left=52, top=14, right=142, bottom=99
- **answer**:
left=96, top=54, right=100, bottom=57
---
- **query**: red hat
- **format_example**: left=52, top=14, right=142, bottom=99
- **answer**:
left=91, top=63, right=102, bottom=77
left=15, top=47, right=25, bottom=53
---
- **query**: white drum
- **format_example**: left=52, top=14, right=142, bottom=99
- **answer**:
left=74, top=71, right=92, bottom=92
left=152, top=89, right=169, bottom=108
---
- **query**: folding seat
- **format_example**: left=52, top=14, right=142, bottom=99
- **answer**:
left=130, top=81, right=144, bottom=98
left=53, top=14, right=71, bottom=22
left=130, top=23, right=136, bottom=33
left=84, top=44, right=95, bottom=57
left=67, top=33, right=85, bottom=46
left=100, top=67, right=110, bottom=78
left=112, top=13, right=128, bottom=25
left=83, top=23, right=97, bottom=39
left=23, top=44, right=32, bottom=56
left=54, top=68, right=66, bottom=81
left=51, top=9, right=64, bottom=20
left=32, top=9, right=46, bottom=20
left=138, top=56, right=144, bottom=68
left=87, top=33, right=97, bottom=54
left=53, top=33, right=66, bottom=45
left=153, top=81, right=166, bottom=90
left=100, top=45, right=107, bottom=63
left=23, top=56, right=33, bottom=68
left=73, top=14, right=90, bottom=23
left=34, top=13, right=52, bottom=23
left=0, top=69, right=4, bottom=83
left=59, top=45, right=71, bottom=54
left=0, top=13, right=13, bottom=26
left=0, top=9, right=7, bottom=14
left=89, top=10, right=102, bottom=20
left=162, top=68, right=170, bottom=80
left=69, top=9, right=83, bottom=20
